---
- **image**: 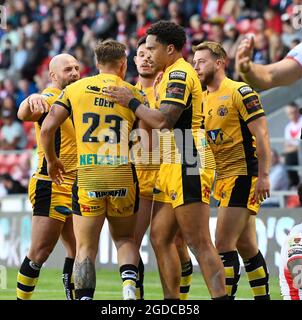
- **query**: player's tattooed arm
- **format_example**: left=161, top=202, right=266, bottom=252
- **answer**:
left=158, top=103, right=184, bottom=128
left=74, top=257, right=96, bottom=293
left=104, top=86, right=183, bottom=129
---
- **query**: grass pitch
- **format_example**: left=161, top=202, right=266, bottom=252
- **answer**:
left=0, top=268, right=281, bottom=300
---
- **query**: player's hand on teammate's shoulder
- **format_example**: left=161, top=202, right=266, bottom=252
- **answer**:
left=28, top=94, right=49, bottom=113
left=47, top=158, right=66, bottom=185
left=104, top=86, right=134, bottom=107
left=235, top=36, right=254, bottom=74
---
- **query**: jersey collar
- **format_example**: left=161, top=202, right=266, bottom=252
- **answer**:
left=164, top=57, right=185, bottom=75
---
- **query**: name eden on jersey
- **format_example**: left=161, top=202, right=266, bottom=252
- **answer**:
left=94, top=97, right=114, bottom=108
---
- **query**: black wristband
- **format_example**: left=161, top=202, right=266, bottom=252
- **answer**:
left=128, top=98, right=141, bottom=113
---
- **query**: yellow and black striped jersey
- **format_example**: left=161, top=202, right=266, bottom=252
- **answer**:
left=34, top=87, right=77, bottom=184
left=156, top=57, right=215, bottom=169
left=202, top=77, right=265, bottom=179
left=54, top=73, right=144, bottom=191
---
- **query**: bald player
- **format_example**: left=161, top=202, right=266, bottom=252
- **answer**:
left=16, top=54, right=80, bottom=300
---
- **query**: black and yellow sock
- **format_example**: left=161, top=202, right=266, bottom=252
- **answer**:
left=120, top=264, right=138, bottom=300
left=180, top=259, right=193, bottom=300
left=219, top=251, right=241, bottom=300
left=75, top=288, right=95, bottom=300
left=62, top=257, right=75, bottom=300
left=243, top=250, right=270, bottom=300
left=212, top=294, right=229, bottom=300
left=136, top=256, right=144, bottom=300
left=17, top=256, right=41, bottom=300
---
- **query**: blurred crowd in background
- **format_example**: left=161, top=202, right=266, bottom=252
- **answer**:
left=0, top=0, right=302, bottom=202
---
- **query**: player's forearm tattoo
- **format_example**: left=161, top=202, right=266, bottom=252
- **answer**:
left=159, top=103, right=183, bottom=128
left=74, top=257, right=96, bottom=289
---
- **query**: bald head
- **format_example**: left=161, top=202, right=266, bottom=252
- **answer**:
left=49, top=53, right=80, bottom=89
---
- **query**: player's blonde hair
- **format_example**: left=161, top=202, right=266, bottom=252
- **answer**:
left=194, top=41, right=227, bottom=60
left=94, top=39, right=126, bottom=65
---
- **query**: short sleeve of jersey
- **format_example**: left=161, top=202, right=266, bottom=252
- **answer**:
left=286, top=42, right=302, bottom=67
left=53, top=89, right=72, bottom=115
left=161, top=70, right=192, bottom=108
left=125, top=83, right=145, bottom=106
left=233, top=84, right=265, bottom=123
left=132, top=87, right=145, bottom=105
left=41, top=89, right=57, bottom=106
left=287, top=232, right=302, bottom=262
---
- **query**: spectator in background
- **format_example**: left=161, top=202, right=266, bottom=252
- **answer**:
left=0, top=173, right=27, bottom=194
left=263, top=149, right=289, bottom=207
left=253, top=32, right=270, bottom=64
left=91, top=1, right=116, bottom=40
left=0, top=108, right=27, bottom=150
left=284, top=102, right=302, bottom=188
left=114, top=8, right=136, bottom=44
left=269, top=33, right=289, bottom=63
left=281, top=14, right=302, bottom=48
left=15, top=79, right=37, bottom=108
left=0, top=39, right=13, bottom=70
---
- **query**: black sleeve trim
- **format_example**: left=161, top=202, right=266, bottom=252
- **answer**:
left=37, top=112, right=48, bottom=127
left=246, top=112, right=265, bottom=124
left=54, top=101, right=71, bottom=115
left=160, top=100, right=186, bottom=109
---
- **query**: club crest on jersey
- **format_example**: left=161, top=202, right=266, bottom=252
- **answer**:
left=169, top=70, right=187, bottom=81
left=217, top=106, right=228, bottom=117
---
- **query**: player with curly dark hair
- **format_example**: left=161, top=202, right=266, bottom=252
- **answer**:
left=105, top=21, right=227, bottom=299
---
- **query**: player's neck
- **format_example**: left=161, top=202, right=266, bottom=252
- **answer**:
left=207, top=72, right=226, bottom=93
left=138, top=76, right=155, bottom=89
left=165, top=53, right=183, bottom=71
left=98, top=68, right=121, bottom=78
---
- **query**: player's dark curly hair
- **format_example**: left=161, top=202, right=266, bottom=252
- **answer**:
left=147, top=20, right=186, bottom=51
left=137, top=35, right=147, bottom=49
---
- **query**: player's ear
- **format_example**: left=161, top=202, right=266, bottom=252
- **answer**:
left=167, top=44, right=174, bottom=55
left=49, top=71, right=56, bottom=82
left=134, top=56, right=137, bottom=65
left=121, top=57, right=127, bottom=75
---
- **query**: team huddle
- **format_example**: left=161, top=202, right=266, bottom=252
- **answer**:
left=14, top=20, right=301, bottom=300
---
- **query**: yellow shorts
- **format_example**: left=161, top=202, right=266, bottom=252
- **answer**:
left=136, top=169, right=158, bottom=201
left=154, top=163, right=215, bottom=209
left=72, top=182, right=139, bottom=217
left=214, top=175, right=260, bottom=214
left=28, top=177, right=73, bottom=222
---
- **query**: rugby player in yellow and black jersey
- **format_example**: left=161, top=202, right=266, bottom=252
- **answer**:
left=105, top=21, right=227, bottom=300
left=194, top=41, right=271, bottom=300
left=133, top=36, right=193, bottom=300
left=16, top=53, right=80, bottom=300
left=40, top=40, right=145, bottom=300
